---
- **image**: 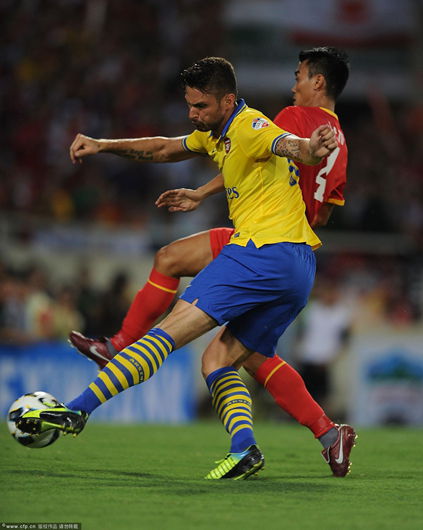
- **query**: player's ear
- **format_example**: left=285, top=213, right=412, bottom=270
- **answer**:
left=314, top=74, right=326, bottom=92
left=224, top=93, right=236, bottom=106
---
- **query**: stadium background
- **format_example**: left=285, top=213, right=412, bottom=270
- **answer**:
left=1, top=0, right=422, bottom=427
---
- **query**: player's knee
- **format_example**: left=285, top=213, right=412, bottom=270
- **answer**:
left=201, top=356, right=218, bottom=380
left=242, top=363, right=256, bottom=378
left=154, top=242, right=182, bottom=277
left=201, top=357, right=209, bottom=379
left=242, top=354, right=264, bottom=378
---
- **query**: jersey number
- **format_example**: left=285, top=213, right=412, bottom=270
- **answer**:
left=314, top=147, right=340, bottom=202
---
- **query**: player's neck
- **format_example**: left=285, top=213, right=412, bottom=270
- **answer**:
left=313, top=96, right=335, bottom=112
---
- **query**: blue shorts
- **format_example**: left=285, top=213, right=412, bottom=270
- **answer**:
left=180, top=240, right=316, bottom=357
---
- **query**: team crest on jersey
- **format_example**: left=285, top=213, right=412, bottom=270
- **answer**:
left=224, top=137, right=231, bottom=153
left=252, top=117, right=269, bottom=130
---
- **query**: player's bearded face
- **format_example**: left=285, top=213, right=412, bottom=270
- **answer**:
left=185, top=87, right=228, bottom=134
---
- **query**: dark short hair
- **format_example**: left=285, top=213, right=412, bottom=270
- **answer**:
left=299, top=47, right=350, bottom=100
left=180, top=57, right=238, bottom=99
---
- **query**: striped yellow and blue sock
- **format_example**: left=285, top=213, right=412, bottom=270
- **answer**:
left=67, top=328, right=175, bottom=414
left=206, top=367, right=256, bottom=453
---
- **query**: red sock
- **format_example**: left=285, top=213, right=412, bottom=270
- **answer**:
left=255, top=355, right=335, bottom=438
left=111, top=268, right=179, bottom=350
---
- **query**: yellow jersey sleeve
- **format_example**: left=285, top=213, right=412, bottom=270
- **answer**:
left=182, top=130, right=208, bottom=154
left=236, top=114, right=291, bottom=160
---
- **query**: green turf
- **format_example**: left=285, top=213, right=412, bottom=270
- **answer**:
left=1, top=422, right=422, bottom=530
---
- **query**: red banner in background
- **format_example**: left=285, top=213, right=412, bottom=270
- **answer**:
left=225, top=0, right=415, bottom=47
left=288, top=0, right=414, bottom=46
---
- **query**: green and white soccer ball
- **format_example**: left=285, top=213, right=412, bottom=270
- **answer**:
left=7, top=391, right=62, bottom=448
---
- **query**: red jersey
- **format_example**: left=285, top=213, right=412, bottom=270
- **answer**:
left=273, top=106, right=348, bottom=225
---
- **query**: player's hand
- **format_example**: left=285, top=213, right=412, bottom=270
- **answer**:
left=70, top=133, right=101, bottom=164
left=155, top=188, right=202, bottom=212
left=309, top=124, right=338, bottom=160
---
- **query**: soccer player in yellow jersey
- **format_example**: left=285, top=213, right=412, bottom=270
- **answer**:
left=18, top=57, right=339, bottom=480
left=70, top=48, right=355, bottom=478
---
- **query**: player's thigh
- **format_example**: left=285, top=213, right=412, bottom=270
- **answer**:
left=154, top=230, right=214, bottom=277
left=156, top=299, right=217, bottom=349
left=228, top=294, right=306, bottom=359
left=201, top=326, right=254, bottom=377
left=209, top=227, right=235, bottom=259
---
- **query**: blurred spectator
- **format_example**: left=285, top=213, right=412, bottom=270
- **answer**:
left=95, top=271, right=132, bottom=337
left=73, top=265, right=102, bottom=337
left=51, top=285, right=85, bottom=340
left=24, top=266, right=55, bottom=340
left=294, top=277, right=355, bottom=416
left=0, top=265, right=55, bottom=343
left=0, top=271, right=31, bottom=344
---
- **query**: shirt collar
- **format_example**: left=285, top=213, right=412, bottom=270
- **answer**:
left=212, top=98, right=247, bottom=139
left=319, top=106, right=339, bottom=120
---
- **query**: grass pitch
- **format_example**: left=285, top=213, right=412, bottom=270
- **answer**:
left=1, top=422, right=422, bottom=530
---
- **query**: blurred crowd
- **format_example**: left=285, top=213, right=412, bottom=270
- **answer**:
left=1, top=1, right=422, bottom=344
left=1, top=0, right=224, bottom=228
left=0, top=260, right=132, bottom=343
left=1, top=0, right=422, bottom=239
left=0, top=248, right=421, bottom=346
left=333, top=99, right=423, bottom=244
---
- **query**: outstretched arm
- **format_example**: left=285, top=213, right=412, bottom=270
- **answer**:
left=69, top=134, right=196, bottom=164
left=274, top=125, right=337, bottom=165
left=156, top=174, right=224, bottom=212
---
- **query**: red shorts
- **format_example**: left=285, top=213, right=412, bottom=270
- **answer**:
left=209, top=227, right=235, bottom=259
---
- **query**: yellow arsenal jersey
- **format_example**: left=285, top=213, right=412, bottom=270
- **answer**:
left=183, top=99, right=321, bottom=249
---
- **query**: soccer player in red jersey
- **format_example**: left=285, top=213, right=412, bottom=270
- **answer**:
left=70, top=48, right=355, bottom=476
